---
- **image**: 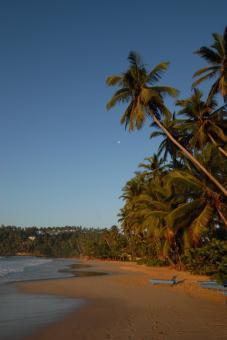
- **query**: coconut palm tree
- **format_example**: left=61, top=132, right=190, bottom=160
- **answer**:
left=176, top=89, right=227, bottom=157
left=106, top=52, right=227, bottom=195
left=150, top=114, right=186, bottom=165
left=119, top=171, right=165, bottom=258
left=165, top=168, right=227, bottom=242
left=119, top=174, right=145, bottom=237
left=138, top=154, right=167, bottom=179
left=137, top=165, right=226, bottom=256
left=106, top=52, right=177, bottom=128
left=192, top=27, right=227, bottom=102
left=135, top=176, right=176, bottom=258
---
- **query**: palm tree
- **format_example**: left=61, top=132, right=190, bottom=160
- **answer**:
left=119, top=147, right=226, bottom=263
left=102, top=226, right=121, bottom=259
left=166, top=169, right=227, bottom=237
left=176, top=89, right=227, bottom=157
left=192, top=27, right=227, bottom=102
left=106, top=52, right=227, bottom=195
left=119, top=169, right=168, bottom=258
left=119, top=174, right=145, bottom=234
left=135, top=176, right=177, bottom=258
left=138, top=154, right=167, bottom=179
left=106, top=52, right=177, bottom=128
left=150, top=114, right=185, bottom=165
left=138, top=166, right=226, bottom=256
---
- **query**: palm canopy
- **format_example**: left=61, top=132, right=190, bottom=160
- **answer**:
left=165, top=170, right=214, bottom=246
left=138, top=154, right=166, bottom=177
left=176, top=89, right=227, bottom=153
left=192, top=27, right=227, bottom=101
left=150, top=114, right=184, bottom=164
left=106, top=52, right=179, bottom=131
left=165, top=168, right=227, bottom=238
left=106, top=51, right=227, bottom=196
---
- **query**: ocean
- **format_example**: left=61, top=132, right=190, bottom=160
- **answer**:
left=0, top=256, right=84, bottom=340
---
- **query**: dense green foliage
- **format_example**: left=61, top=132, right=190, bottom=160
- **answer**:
left=183, top=240, right=227, bottom=278
left=137, top=258, right=168, bottom=267
left=1, top=27, right=226, bottom=284
left=0, top=225, right=127, bottom=259
left=106, top=27, right=227, bottom=282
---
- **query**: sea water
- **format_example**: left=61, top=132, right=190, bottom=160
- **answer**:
left=0, top=256, right=78, bottom=283
left=0, top=256, right=84, bottom=340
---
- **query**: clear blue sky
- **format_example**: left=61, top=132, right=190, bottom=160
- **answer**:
left=0, top=0, right=226, bottom=228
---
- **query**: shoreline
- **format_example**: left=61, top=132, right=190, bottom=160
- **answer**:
left=16, top=259, right=227, bottom=340
left=7, top=262, right=108, bottom=285
left=0, top=282, right=84, bottom=340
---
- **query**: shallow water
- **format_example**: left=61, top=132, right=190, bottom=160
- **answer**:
left=199, top=281, right=226, bottom=291
left=0, top=256, right=77, bottom=283
left=0, top=285, right=84, bottom=340
left=0, top=257, right=85, bottom=339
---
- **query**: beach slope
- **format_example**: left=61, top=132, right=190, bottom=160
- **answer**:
left=17, top=260, right=227, bottom=340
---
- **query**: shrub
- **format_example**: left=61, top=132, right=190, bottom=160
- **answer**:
left=137, top=257, right=169, bottom=267
left=183, top=239, right=227, bottom=283
left=214, top=259, right=227, bottom=285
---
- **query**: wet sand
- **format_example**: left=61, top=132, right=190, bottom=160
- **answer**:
left=0, top=284, right=83, bottom=340
left=17, top=260, right=227, bottom=340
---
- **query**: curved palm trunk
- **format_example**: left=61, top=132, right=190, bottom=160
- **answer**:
left=151, top=113, right=227, bottom=196
left=217, top=208, right=227, bottom=227
left=208, top=133, right=227, bottom=158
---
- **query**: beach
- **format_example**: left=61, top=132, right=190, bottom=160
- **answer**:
left=17, top=260, right=227, bottom=340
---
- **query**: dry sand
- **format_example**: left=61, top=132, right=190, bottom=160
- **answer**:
left=17, top=260, right=227, bottom=340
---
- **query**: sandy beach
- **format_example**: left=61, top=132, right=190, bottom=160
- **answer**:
left=17, top=260, right=227, bottom=340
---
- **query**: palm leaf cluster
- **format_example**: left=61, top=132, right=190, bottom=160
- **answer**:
left=118, top=152, right=226, bottom=261
left=106, top=27, right=227, bottom=263
left=192, top=27, right=227, bottom=102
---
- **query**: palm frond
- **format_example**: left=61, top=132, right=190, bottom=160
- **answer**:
left=208, top=79, right=221, bottom=100
left=142, top=216, right=161, bottom=231
left=120, top=101, right=134, bottom=129
left=128, top=51, right=143, bottom=68
left=150, top=131, right=164, bottom=139
left=106, top=88, right=130, bottom=110
left=190, top=204, right=213, bottom=244
left=212, top=33, right=224, bottom=56
left=194, top=46, right=221, bottom=64
left=166, top=199, right=202, bottom=229
left=152, top=86, right=179, bottom=97
left=106, top=75, right=123, bottom=86
left=149, top=98, right=172, bottom=120
left=146, top=62, right=170, bottom=84
left=192, top=71, right=218, bottom=88
left=193, top=66, right=220, bottom=78
left=166, top=170, right=203, bottom=192
left=140, top=87, right=160, bottom=104
left=143, top=210, right=168, bottom=219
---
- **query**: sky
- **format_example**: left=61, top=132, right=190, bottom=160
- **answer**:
left=0, top=0, right=226, bottom=228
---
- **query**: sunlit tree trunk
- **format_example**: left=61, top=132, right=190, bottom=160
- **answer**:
left=208, top=133, right=227, bottom=158
left=151, top=113, right=227, bottom=196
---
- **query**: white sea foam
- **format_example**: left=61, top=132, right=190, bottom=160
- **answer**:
left=0, top=257, right=52, bottom=279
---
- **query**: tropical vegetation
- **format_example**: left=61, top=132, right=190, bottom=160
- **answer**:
left=106, top=27, right=227, bottom=280
left=0, top=225, right=127, bottom=259
left=1, top=27, right=226, bottom=283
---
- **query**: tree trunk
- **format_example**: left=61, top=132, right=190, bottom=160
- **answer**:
left=151, top=113, right=227, bottom=196
left=208, top=133, right=227, bottom=158
left=217, top=208, right=227, bottom=227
